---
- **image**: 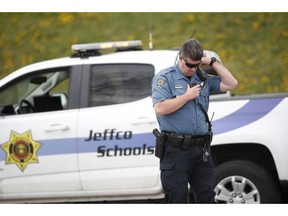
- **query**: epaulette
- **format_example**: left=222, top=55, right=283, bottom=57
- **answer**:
left=163, top=66, right=176, bottom=74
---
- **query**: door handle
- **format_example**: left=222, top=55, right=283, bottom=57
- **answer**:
left=132, top=117, right=157, bottom=126
left=45, top=124, right=69, bottom=132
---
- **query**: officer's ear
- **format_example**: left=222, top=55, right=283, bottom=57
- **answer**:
left=179, top=54, right=186, bottom=65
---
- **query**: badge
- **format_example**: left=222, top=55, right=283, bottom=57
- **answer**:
left=156, top=77, right=166, bottom=88
left=1, top=130, right=41, bottom=172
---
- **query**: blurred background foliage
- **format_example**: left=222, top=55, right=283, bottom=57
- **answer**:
left=0, top=12, right=287, bottom=95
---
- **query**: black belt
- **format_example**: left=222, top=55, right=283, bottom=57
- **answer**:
left=163, top=132, right=211, bottom=149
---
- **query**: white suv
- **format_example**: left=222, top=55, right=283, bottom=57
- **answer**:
left=0, top=41, right=188, bottom=203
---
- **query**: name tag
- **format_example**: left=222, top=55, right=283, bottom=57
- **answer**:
left=175, top=85, right=182, bottom=89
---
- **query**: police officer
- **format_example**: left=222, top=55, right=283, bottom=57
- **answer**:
left=151, top=39, right=238, bottom=203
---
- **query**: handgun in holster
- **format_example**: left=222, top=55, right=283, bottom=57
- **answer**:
left=153, top=128, right=166, bottom=160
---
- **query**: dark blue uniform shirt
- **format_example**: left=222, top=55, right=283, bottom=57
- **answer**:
left=152, top=64, right=221, bottom=135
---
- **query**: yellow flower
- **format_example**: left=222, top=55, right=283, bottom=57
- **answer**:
left=58, top=13, right=74, bottom=25
left=252, top=21, right=260, bottom=30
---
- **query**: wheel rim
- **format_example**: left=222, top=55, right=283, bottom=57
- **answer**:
left=214, top=175, right=260, bottom=204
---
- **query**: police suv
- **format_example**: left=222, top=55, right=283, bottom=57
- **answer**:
left=0, top=40, right=287, bottom=203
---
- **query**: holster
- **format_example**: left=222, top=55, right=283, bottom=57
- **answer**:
left=153, top=128, right=166, bottom=160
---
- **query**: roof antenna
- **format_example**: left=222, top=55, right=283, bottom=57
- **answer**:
left=190, top=30, right=197, bottom=39
left=149, top=13, right=153, bottom=50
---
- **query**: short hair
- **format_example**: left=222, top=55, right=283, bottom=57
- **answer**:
left=179, top=39, right=203, bottom=61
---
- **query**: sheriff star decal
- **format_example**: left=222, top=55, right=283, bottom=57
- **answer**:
left=1, top=130, right=41, bottom=172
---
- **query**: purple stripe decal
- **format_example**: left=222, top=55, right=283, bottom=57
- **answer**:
left=213, top=98, right=283, bottom=135
left=0, top=133, right=155, bottom=159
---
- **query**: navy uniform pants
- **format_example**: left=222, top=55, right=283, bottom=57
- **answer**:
left=160, top=143, right=216, bottom=203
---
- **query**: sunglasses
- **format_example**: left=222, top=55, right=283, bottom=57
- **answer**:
left=182, top=56, right=201, bottom=69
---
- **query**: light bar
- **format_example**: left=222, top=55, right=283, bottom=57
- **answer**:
left=71, top=40, right=143, bottom=53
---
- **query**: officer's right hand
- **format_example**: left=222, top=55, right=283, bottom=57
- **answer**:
left=184, top=84, right=200, bottom=100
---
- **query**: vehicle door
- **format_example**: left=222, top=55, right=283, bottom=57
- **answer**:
left=0, top=66, right=82, bottom=200
left=77, top=63, right=160, bottom=195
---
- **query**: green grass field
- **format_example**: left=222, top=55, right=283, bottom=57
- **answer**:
left=0, top=12, right=287, bottom=95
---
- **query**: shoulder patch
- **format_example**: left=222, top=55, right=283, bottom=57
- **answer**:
left=157, top=77, right=167, bottom=88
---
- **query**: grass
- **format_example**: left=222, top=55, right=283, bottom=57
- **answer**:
left=0, top=12, right=287, bottom=95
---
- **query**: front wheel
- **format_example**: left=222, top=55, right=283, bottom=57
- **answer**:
left=214, top=160, right=281, bottom=204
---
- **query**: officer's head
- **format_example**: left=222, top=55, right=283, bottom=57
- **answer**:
left=180, top=38, right=203, bottom=61
left=179, top=39, right=203, bottom=76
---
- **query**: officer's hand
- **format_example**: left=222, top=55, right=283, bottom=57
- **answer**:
left=200, top=56, right=211, bottom=65
left=185, top=84, right=200, bottom=100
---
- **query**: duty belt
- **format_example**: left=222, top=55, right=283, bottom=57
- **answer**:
left=163, top=132, right=212, bottom=150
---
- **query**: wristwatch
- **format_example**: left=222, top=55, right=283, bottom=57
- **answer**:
left=209, top=57, right=217, bottom=66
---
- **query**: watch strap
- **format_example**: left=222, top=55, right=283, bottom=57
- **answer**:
left=209, top=57, right=217, bottom=66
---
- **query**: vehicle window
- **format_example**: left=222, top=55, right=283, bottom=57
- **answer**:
left=89, top=64, right=154, bottom=106
left=0, top=69, right=70, bottom=115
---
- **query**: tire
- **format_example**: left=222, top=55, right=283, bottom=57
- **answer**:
left=214, top=160, right=281, bottom=204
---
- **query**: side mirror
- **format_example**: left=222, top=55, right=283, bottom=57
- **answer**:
left=30, top=76, right=47, bottom=85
